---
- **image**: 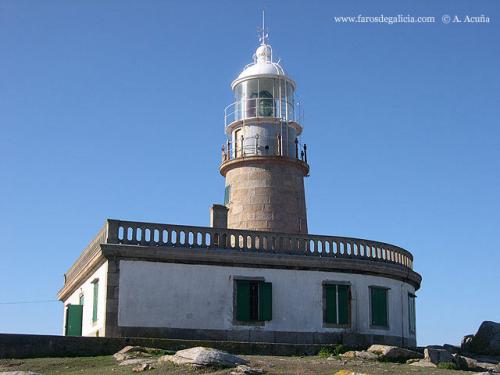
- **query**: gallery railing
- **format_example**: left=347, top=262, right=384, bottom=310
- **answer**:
left=221, top=135, right=308, bottom=163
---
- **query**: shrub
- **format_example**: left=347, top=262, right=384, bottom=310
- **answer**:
left=437, top=362, right=458, bottom=370
left=317, top=344, right=346, bottom=357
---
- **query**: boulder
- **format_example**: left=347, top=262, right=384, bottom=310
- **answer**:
left=132, top=363, right=154, bottom=372
left=424, top=347, right=454, bottom=365
left=367, top=344, right=422, bottom=361
left=406, top=358, right=420, bottom=364
left=113, top=346, right=163, bottom=362
left=340, top=351, right=379, bottom=360
left=462, top=334, right=474, bottom=350
left=475, top=361, right=500, bottom=373
left=468, top=321, right=500, bottom=355
left=118, top=358, right=158, bottom=366
left=409, top=359, right=437, bottom=368
left=159, top=347, right=248, bottom=368
left=452, top=354, right=472, bottom=370
left=229, top=365, right=266, bottom=374
left=443, top=344, right=460, bottom=354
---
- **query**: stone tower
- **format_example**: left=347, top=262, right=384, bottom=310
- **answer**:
left=220, top=30, right=309, bottom=234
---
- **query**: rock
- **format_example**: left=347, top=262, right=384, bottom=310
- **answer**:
left=452, top=354, right=471, bottom=370
left=443, top=344, right=460, bottom=354
left=475, top=361, right=500, bottom=373
left=340, top=351, right=379, bottom=360
left=132, top=363, right=154, bottom=372
left=229, top=365, right=265, bottom=374
left=159, top=347, right=248, bottom=368
left=118, top=358, right=158, bottom=366
left=462, top=334, right=474, bottom=350
left=409, top=359, right=437, bottom=368
left=367, top=345, right=422, bottom=361
left=473, top=355, right=500, bottom=364
left=113, top=346, right=164, bottom=362
left=0, top=373, right=42, bottom=375
left=469, top=321, right=500, bottom=356
left=406, top=358, right=420, bottom=364
left=424, top=347, right=455, bottom=364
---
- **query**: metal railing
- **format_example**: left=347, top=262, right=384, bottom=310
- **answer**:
left=221, top=135, right=308, bottom=163
left=224, top=98, right=303, bottom=127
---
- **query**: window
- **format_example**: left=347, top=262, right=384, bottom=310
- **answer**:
left=258, top=90, right=274, bottom=117
left=370, top=286, right=389, bottom=328
left=79, top=294, right=84, bottom=306
left=234, top=129, right=242, bottom=157
left=92, top=279, right=99, bottom=323
left=224, top=185, right=231, bottom=206
left=235, top=279, right=272, bottom=322
left=324, top=283, right=351, bottom=326
left=408, top=293, right=416, bottom=334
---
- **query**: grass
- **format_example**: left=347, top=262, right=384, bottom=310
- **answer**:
left=0, top=354, right=474, bottom=375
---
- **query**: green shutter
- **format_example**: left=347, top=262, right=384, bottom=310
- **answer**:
left=408, top=294, right=416, bottom=333
left=258, top=282, right=272, bottom=321
left=371, top=287, right=388, bottom=327
left=236, top=280, right=251, bottom=321
left=66, top=305, right=83, bottom=336
left=325, top=285, right=337, bottom=324
left=338, top=285, right=349, bottom=325
left=92, top=281, right=99, bottom=322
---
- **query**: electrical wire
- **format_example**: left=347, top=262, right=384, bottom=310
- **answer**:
left=0, top=300, right=59, bottom=305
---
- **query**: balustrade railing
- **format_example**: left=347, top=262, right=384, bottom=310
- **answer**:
left=64, top=220, right=415, bottom=285
left=104, top=220, right=413, bottom=270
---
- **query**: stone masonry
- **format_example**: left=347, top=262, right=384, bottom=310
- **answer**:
left=222, top=158, right=308, bottom=234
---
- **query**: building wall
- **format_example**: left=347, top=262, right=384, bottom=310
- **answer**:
left=118, top=260, right=416, bottom=342
left=63, top=261, right=108, bottom=337
left=225, top=161, right=308, bottom=234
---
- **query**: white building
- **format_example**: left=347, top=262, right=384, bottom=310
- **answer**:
left=58, top=25, right=421, bottom=348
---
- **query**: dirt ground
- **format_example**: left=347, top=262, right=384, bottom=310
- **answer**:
left=0, top=355, right=475, bottom=375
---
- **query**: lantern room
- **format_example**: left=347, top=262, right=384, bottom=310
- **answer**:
left=223, top=42, right=306, bottom=161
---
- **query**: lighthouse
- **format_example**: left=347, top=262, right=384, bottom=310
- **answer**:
left=58, top=17, right=421, bottom=349
left=220, top=24, right=309, bottom=234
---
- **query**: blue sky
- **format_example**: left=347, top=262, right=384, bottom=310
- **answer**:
left=0, top=0, right=499, bottom=346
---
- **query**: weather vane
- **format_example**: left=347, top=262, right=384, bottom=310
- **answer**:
left=257, top=10, right=269, bottom=45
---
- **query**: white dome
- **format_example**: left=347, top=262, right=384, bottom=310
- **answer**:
left=237, top=61, right=285, bottom=79
left=232, top=43, right=294, bottom=89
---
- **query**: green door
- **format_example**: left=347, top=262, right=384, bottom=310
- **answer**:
left=65, top=305, right=83, bottom=336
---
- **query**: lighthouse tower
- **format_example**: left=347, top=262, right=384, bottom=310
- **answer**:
left=220, top=22, right=309, bottom=235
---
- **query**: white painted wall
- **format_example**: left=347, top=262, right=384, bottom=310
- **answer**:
left=63, top=261, right=108, bottom=337
left=118, top=260, right=416, bottom=339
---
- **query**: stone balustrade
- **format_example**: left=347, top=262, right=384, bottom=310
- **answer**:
left=64, top=224, right=108, bottom=285
left=110, top=220, right=413, bottom=267
left=63, top=219, right=415, bottom=285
